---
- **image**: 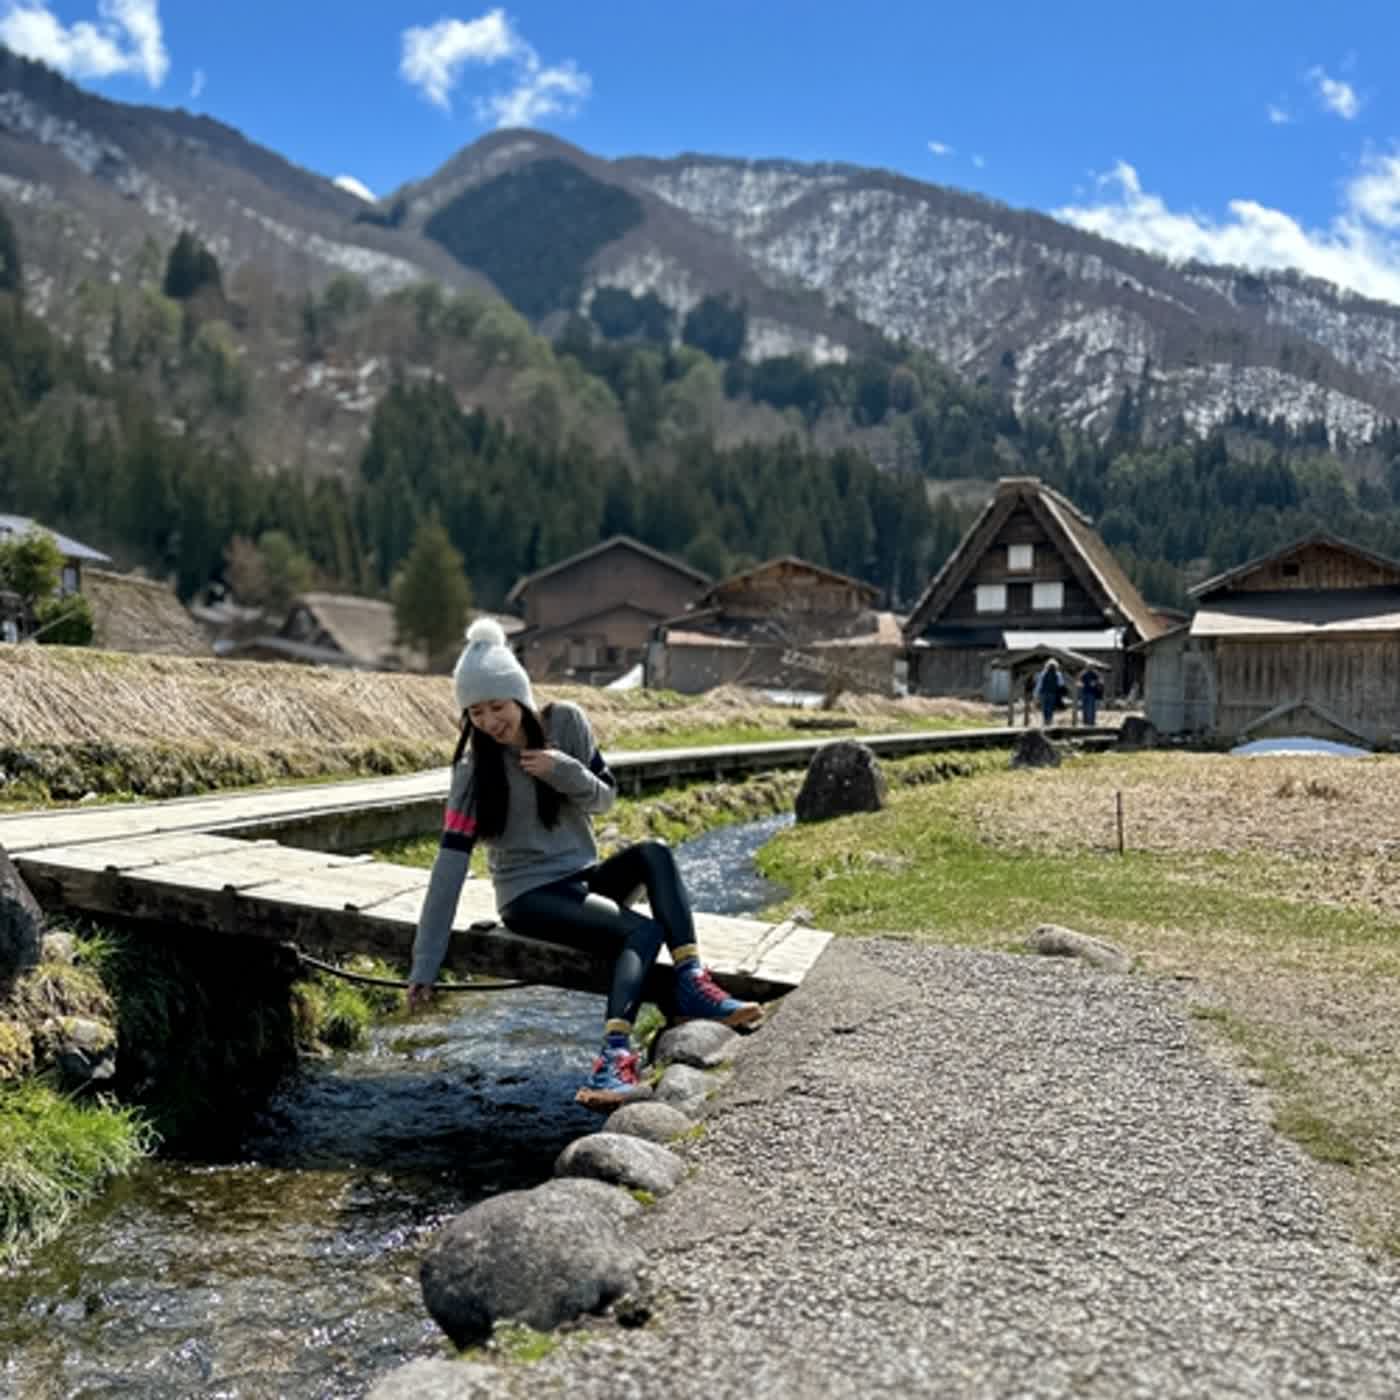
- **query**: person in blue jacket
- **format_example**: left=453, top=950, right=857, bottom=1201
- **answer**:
left=407, top=618, right=760, bottom=1109
left=1078, top=665, right=1104, bottom=726
left=1034, top=658, right=1066, bottom=726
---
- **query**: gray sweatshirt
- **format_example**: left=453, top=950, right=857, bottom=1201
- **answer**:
left=408, top=701, right=616, bottom=985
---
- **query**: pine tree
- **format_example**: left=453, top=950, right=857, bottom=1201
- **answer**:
left=0, top=204, right=21, bottom=295
left=393, top=515, right=472, bottom=669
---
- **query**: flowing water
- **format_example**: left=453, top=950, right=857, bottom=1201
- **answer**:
left=0, top=816, right=793, bottom=1400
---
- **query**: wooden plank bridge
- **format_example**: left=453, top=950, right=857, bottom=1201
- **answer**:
left=0, top=726, right=1106, bottom=1001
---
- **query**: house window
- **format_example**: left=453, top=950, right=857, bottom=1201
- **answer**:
left=1007, top=544, right=1033, bottom=572
left=975, top=584, right=1007, bottom=613
left=61, top=565, right=78, bottom=595
left=1032, top=581, right=1064, bottom=611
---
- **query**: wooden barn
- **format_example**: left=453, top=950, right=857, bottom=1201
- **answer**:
left=1137, top=532, right=1400, bottom=749
left=508, top=536, right=710, bottom=686
left=647, top=557, right=902, bottom=696
left=901, top=477, right=1165, bottom=699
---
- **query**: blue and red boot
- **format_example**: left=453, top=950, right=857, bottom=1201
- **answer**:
left=575, top=1033, right=645, bottom=1110
left=674, top=961, right=763, bottom=1028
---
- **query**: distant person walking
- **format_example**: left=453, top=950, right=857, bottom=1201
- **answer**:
left=1034, top=658, right=1066, bottom=726
left=1079, top=665, right=1104, bottom=726
left=407, top=619, right=760, bottom=1111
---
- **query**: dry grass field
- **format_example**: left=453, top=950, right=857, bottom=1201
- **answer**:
left=0, top=645, right=999, bottom=751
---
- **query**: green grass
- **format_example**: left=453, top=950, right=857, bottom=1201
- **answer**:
left=0, top=1080, right=156, bottom=1260
left=479, top=1322, right=559, bottom=1363
left=756, top=787, right=1400, bottom=960
left=1187, top=1005, right=1367, bottom=1168
left=605, top=713, right=986, bottom=751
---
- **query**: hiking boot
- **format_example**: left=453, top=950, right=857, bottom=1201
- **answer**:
left=574, top=1041, right=644, bottom=1110
left=674, top=965, right=763, bottom=1028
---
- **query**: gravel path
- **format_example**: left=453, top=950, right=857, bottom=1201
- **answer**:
left=405, top=939, right=1400, bottom=1398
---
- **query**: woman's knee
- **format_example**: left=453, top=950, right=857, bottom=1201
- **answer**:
left=634, top=838, right=676, bottom=879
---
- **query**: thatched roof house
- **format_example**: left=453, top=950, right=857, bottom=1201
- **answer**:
left=222, top=595, right=523, bottom=673
left=85, top=569, right=211, bottom=656
left=901, top=476, right=1165, bottom=699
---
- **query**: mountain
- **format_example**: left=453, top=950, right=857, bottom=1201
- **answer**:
left=617, top=153, right=1400, bottom=442
left=3, top=45, right=1400, bottom=457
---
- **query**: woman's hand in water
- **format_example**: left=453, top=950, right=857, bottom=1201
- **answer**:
left=406, top=982, right=433, bottom=1012
left=518, top=747, right=561, bottom=780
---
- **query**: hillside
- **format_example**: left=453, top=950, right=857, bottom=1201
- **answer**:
left=9, top=50, right=1400, bottom=620
left=4, top=47, right=1400, bottom=455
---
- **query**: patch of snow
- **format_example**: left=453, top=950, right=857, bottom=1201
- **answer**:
left=1231, top=737, right=1371, bottom=757
left=333, top=175, right=376, bottom=203
left=233, top=204, right=427, bottom=294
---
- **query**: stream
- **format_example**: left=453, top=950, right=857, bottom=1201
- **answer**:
left=0, top=815, right=793, bottom=1400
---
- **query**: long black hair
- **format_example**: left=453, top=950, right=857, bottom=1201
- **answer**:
left=452, top=703, right=561, bottom=838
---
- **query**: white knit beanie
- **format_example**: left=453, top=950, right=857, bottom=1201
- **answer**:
left=452, top=618, right=534, bottom=712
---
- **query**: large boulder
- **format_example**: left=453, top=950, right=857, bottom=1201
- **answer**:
left=651, top=1062, right=713, bottom=1115
left=1026, top=923, right=1132, bottom=974
left=0, top=847, right=44, bottom=986
left=1010, top=729, right=1060, bottom=769
left=652, top=1020, right=740, bottom=1070
left=795, top=741, right=886, bottom=823
left=419, top=1186, right=643, bottom=1349
left=369, top=1358, right=502, bottom=1399
left=1116, top=716, right=1160, bottom=751
left=554, top=1132, right=687, bottom=1196
left=603, top=1100, right=694, bottom=1144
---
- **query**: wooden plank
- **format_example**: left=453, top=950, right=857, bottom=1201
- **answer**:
left=14, top=832, right=259, bottom=873
left=106, top=847, right=368, bottom=894
left=14, top=849, right=827, bottom=1000
left=237, top=865, right=432, bottom=914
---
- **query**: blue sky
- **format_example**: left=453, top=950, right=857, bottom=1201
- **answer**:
left=5, top=1, right=1400, bottom=302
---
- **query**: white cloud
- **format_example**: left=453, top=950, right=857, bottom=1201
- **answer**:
left=399, top=7, right=590, bottom=126
left=927, top=140, right=953, bottom=157
left=1055, top=155, right=1400, bottom=306
left=1266, top=103, right=1292, bottom=125
left=334, top=174, right=376, bottom=203
left=189, top=66, right=204, bottom=101
left=1308, top=66, right=1360, bottom=120
left=972, top=153, right=986, bottom=169
left=479, top=59, right=589, bottom=128
left=0, top=0, right=169, bottom=87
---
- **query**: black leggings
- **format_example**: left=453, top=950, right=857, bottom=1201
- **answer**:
left=500, top=840, right=695, bottom=1024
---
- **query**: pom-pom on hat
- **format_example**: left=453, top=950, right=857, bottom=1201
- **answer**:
left=453, top=617, right=534, bottom=712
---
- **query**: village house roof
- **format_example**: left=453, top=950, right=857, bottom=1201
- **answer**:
left=85, top=569, right=210, bottom=656
left=1190, top=530, right=1400, bottom=599
left=278, top=591, right=429, bottom=671
left=1190, top=590, right=1400, bottom=638
left=0, top=513, right=110, bottom=563
left=694, top=556, right=880, bottom=610
left=506, top=535, right=711, bottom=606
left=514, top=600, right=666, bottom=645
left=901, top=476, right=1166, bottom=645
